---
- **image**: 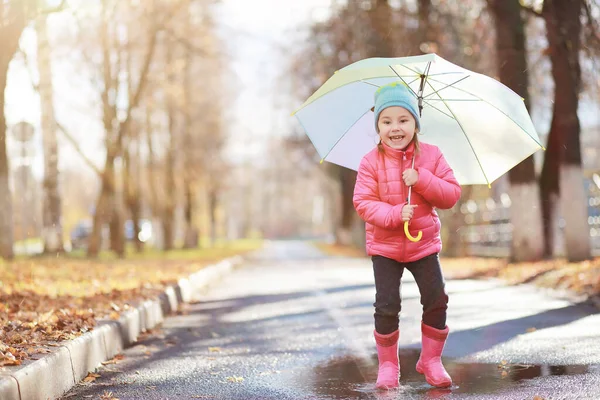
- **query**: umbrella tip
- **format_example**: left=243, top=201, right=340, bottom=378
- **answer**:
left=488, top=183, right=491, bottom=189
left=542, top=145, right=546, bottom=151
left=320, top=158, right=324, bottom=164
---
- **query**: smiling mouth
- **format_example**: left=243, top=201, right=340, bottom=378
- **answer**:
left=390, top=135, right=405, bottom=141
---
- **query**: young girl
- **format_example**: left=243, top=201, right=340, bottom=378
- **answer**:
left=353, top=81, right=461, bottom=389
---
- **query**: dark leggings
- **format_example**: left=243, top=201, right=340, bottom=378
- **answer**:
left=372, top=253, right=448, bottom=334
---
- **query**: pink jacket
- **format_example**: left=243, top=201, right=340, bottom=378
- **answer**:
left=353, top=142, right=461, bottom=263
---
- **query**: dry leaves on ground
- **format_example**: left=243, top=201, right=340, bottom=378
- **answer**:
left=0, top=243, right=261, bottom=365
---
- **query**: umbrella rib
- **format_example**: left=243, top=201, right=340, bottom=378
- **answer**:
left=422, top=99, right=456, bottom=120
left=426, top=99, right=480, bottom=101
left=423, top=75, right=471, bottom=99
left=389, top=66, right=419, bottom=98
left=359, top=75, right=421, bottom=88
left=427, top=76, right=544, bottom=148
left=424, top=80, right=491, bottom=187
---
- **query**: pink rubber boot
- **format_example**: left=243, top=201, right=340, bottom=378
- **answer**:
left=415, top=322, right=452, bottom=388
left=374, top=329, right=400, bottom=389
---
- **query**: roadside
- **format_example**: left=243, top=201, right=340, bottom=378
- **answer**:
left=0, top=240, right=262, bottom=368
left=315, top=242, right=600, bottom=305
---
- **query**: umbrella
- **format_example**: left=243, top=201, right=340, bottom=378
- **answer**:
left=292, top=53, right=544, bottom=241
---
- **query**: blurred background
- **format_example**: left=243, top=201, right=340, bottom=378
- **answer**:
left=0, top=0, right=599, bottom=262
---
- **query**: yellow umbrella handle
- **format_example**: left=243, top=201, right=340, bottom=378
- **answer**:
left=404, top=221, right=422, bottom=242
left=404, top=155, right=422, bottom=242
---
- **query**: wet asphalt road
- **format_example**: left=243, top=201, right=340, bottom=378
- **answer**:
left=62, top=241, right=600, bottom=399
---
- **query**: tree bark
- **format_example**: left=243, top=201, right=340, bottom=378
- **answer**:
left=162, top=39, right=177, bottom=251
left=543, top=0, right=591, bottom=261
left=0, top=67, right=14, bottom=260
left=208, top=185, right=218, bottom=247
left=488, top=0, right=544, bottom=261
left=36, top=15, right=64, bottom=254
left=182, top=1, right=198, bottom=249
left=337, top=168, right=357, bottom=245
left=0, top=3, right=29, bottom=260
left=88, top=1, right=158, bottom=256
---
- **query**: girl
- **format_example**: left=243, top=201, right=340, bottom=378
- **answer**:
left=353, top=81, right=461, bottom=389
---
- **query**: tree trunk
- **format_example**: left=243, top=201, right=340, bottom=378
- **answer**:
left=539, top=112, right=562, bottom=257
left=208, top=186, right=218, bottom=247
left=337, top=168, right=357, bottom=245
left=36, top=15, right=64, bottom=253
left=488, top=0, right=544, bottom=262
left=183, top=183, right=198, bottom=248
left=109, top=193, right=125, bottom=257
left=182, top=3, right=198, bottom=249
left=124, top=142, right=144, bottom=252
left=88, top=151, right=116, bottom=257
left=543, top=0, right=591, bottom=262
left=0, top=68, right=14, bottom=259
left=162, top=40, right=177, bottom=251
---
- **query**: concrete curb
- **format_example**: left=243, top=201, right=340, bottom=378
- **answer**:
left=0, top=255, right=243, bottom=400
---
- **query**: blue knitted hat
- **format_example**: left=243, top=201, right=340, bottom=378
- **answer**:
left=373, top=82, right=421, bottom=131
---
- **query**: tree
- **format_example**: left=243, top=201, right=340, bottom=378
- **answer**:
left=0, top=0, right=65, bottom=259
left=522, top=0, right=592, bottom=261
left=541, top=0, right=591, bottom=261
left=487, top=0, right=545, bottom=262
left=87, top=0, right=160, bottom=257
left=36, top=13, right=64, bottom=253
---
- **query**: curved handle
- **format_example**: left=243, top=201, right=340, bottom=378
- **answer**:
left=404, top=221, right=422, bottom=242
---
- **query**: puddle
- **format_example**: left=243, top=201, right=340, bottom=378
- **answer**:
left=307, top=349, right=590, bottom=399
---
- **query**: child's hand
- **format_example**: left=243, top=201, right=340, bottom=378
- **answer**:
left=401, top=204, right=418, bottom=221
left=402, top=168, right=419, bottom=186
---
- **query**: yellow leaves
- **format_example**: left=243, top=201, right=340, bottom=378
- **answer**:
left=0, top=243, right=260, bottom=365
left=226, top=376, right=244, bottom=383
left=101, top=354, right=125, bottom=365
left=83, top=372, right=101, bottom=383
left=100, top=391, right=119, bottom=400
left=109, top=311, right=121, bottom=320
left=526, top=327, right=537, bottom=333
left=208, top=347, right=221, bottom=353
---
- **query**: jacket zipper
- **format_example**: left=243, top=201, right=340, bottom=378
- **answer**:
left=401, top=152, right=407, bottom=262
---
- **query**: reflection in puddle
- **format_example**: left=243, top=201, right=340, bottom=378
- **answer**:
left=309, top=349, right=590, bottom=399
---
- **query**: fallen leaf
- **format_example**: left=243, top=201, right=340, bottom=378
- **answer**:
left=226, top=376, right=244, bottom=383
left=83, top=372, right=101, bottom=383
left=209, top=347, right=221, bottom=353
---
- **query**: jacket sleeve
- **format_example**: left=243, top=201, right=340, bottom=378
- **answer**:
left=353, top=157, right=405, bottom=229
left=412, top=149, right=461, bottom=209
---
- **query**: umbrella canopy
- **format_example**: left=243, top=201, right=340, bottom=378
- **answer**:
left=293, top=53, right=544, bottom=187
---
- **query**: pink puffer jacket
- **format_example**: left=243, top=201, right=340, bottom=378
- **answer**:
left=353, top=142, right=461, bottom=263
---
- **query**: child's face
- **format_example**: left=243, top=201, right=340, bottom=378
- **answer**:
left=377, top=106, right=416, bottom=150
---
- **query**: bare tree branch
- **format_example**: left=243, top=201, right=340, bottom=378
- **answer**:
left=56, top=122, right=103, bottom=175
left=18, top=46, right=102, bottom=176
left=115, top=20, right=159, bottom=149
left=583, top=0, right=600, bottom=49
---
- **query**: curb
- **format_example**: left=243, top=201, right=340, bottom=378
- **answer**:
left=0, top=255, right=244, bottom=400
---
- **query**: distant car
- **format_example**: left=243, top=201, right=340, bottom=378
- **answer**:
left=70, top=219, right=93, bottom=250
left=70, top=219, right=153, bottom=250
